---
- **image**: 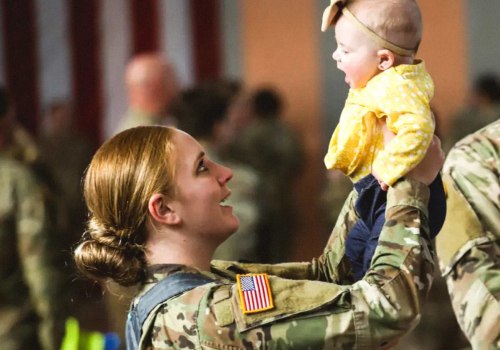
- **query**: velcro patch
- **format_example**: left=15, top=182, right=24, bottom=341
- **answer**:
left=236, top=274, right=274, bottom=314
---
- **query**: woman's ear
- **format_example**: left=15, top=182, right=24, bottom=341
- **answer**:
left=148, top=194, right=181, bottom=225
left=377, top=49, right=395, bottom=71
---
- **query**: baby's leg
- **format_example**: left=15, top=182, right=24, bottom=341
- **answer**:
left=428, top=173, right=447, bottom=238
left=350, top=174, right=387, bottom=280
left=346, top=220, right=370, bottom=281
left=362, top=203, right=387, bottom=274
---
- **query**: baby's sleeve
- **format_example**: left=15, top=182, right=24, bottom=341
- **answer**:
left=372, top=77, right=435, bottom=186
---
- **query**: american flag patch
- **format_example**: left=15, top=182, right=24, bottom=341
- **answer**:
left=236, top=273, right=274, bottom=314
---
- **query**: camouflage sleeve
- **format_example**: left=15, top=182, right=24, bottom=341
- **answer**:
left=15, top=167, right=66, bottom=350
left=436, top=120, right=500, bottom=349
left=212, top=177, right=430, bottom=287
left=148, top=178, right=433, bottom=349
left=210, top=189, right=357, bottom=282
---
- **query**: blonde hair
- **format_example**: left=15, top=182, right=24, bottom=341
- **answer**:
left=348, top=0, right=422, bottom=53
left=74, top=126, right=177, bottom=286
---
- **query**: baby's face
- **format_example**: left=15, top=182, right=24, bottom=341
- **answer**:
left=332, top=15, right=381, bottom=89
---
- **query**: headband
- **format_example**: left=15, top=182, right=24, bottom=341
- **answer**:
left=321, top=0, right=415, bottom=57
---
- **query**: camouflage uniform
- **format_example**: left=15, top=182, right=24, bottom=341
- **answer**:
left=437, top=119, right=500, bottom=349
left=0, top=156, right=66, bottom=350
left=132, top=178, right=435, bottom=349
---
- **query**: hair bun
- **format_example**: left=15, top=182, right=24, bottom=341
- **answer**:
left=74, top=236, right=146, bottom=286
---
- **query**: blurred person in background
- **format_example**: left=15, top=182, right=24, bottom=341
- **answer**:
left=228, top=87, right=304, bottom=263
left=446, top=73, right=500, bottom=151
left=0, top=89, right=38, bottom=164
left=36, top=101, right=108, bottom=335
left=38, top=101, right=93, bottom=251
left=115, top=52, right=179, bottom=133
left=0, top=87, right=67, bottom=349
left=173, top=80, right=261, bottom=262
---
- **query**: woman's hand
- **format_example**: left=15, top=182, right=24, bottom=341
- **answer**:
left=407, top=135, right=445, bottom=185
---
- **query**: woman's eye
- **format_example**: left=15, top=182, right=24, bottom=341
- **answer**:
left=197, top=159, right=209, bottom=173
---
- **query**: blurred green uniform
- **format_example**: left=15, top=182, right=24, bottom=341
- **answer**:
left=203, top=142, right=260, bottom=262
left=446, top=105, right=500, bottom=152
left=437, top=119, right=500, bottom=349
left=230, top=118, right=303, bottom=262
left=132, top=178, right=435, bottom=349
left=0, top=156, right=66, bottom=350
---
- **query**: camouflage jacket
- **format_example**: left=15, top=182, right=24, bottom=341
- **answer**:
left=0, top=156, right=66, bottom=350
left=436, top=119, right=500, bottom=349
left=134, top=178, right=435, bottom=350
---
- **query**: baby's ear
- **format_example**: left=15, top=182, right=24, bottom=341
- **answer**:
left=377, top=49, right=395, bottom=71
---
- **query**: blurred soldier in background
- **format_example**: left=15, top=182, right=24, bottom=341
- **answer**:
left=115, top=52, right=179, bottom=133
left=0, top=88, right=38, bottom=164
left=173, top=80, right=261, bottom=261
left=446, top=73, right=500, bottom=151
left=38, top=101, right=93, bottom=254
left=0, top=87, right=67, bottom=349
left=36, top=101, right=107, bottom=335
left=437, top=119, right=500, bottom=349
left=228, top=87, right=304, bottom=262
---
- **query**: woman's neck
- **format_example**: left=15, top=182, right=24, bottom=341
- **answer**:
left=145, top=233, right=217, bottom=271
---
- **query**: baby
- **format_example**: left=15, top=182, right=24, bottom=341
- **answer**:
left=322, top=0, right=446, bottom=280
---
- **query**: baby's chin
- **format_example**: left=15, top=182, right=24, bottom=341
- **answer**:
left=347, top=78, right=368, bottom=89
left=344, top=75, right=357, bottom=88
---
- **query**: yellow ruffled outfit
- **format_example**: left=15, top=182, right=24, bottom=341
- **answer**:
left=324, top=60, right=435, bottom=185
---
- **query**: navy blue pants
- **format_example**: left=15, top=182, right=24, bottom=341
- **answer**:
left=345, top=174, right=446, bottom=281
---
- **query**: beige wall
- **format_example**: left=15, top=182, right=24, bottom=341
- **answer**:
left=418, top=0, right=468, bottom=134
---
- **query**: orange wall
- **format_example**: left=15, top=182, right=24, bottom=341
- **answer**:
left=241, top=0, right=326, bottom=260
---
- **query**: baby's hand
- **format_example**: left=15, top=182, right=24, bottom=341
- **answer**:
left=378, top=180, right=389, bottom=191
left=372, top=168, right=389, bottom=191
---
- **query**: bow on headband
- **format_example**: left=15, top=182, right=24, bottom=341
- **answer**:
left=321, top=0, right=346, bottom=32
left=320, top=0, right=415, bottom=57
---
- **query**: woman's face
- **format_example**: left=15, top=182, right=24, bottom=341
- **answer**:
left=170, top=130, right=239, bottom=241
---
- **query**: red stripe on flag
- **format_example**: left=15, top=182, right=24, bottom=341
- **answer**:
left=189, top=0, right=221, bottom=82
left=69, top=0, right=103, bottom=147
left=1, top=0, right=40, bottom=134
left=130, top=0, right=159, bottom=54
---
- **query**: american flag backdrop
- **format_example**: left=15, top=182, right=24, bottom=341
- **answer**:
left=0, top=0, right=243, bottom=145
left=237, top=273, right=274, bottom=314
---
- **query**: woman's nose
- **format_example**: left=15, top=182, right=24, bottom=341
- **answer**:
left=217, top=164, right=233, bottom=185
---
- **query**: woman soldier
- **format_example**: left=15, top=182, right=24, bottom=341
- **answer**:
left=75, top=126, right=443, bottom=349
